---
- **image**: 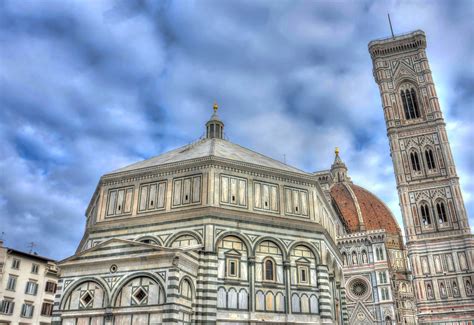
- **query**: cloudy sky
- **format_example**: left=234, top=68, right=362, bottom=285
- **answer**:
left=1, top=0, right=473, bottom=260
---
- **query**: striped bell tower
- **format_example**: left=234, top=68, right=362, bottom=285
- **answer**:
left=368, top=30, right=474, bottom=324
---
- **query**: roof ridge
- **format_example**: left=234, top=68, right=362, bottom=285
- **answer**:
left=107, top=137, right=307, bottom=175
left=215, top=138, right=306, bottom=174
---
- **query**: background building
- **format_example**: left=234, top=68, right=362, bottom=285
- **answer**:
left=0, top=240, right=59, bottom=325
left=315, top=151, right=417, bottom=324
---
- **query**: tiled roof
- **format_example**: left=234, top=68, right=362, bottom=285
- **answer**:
left=107, top=137, right=305, bottom=175
left=330, top=183, right=401, bottom=235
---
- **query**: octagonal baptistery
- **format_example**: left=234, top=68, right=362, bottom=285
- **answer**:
left=53, top=106, right=348, bottom=325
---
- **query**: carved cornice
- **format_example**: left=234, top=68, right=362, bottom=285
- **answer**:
left=100, top=156, right=318, bottom=187
left=369, top=30, right=426, bottom=59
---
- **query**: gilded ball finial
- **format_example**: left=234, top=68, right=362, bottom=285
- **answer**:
left=213, top=102, right=218, bottom=112
left=335, top=147, right=340, bottom=155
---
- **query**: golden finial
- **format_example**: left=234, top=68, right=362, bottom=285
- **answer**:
left=335, top=147, right=340, bottom=156
left=213, top=102, right=218, bottom=113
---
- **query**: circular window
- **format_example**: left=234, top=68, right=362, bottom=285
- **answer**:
left=347, top=278, right=370, bottom=300
left=351, top=280, right=368, bottom=296
left=110, top=264, right=118, bottom=273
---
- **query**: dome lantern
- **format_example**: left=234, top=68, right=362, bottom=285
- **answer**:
left=206, top=102, right=224, bottom=139
left=331, top=147, right=350, bottom=183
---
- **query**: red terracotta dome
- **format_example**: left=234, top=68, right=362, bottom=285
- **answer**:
left=330, top=182, right=401, bottom=235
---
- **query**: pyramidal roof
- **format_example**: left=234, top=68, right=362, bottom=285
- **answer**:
left=107, top=137, right=305, bottom=175
left=107, top=104, right=306, bottom=176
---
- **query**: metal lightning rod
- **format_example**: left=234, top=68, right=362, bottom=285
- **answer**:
left=388, top=13, right=395, bottom=38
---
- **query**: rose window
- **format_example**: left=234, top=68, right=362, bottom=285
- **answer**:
left=348, top=278, right=370, bottom=300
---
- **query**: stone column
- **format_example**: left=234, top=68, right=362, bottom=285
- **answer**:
left=163, top=259, right=181, bottom=324
left=248, top=256, right=256, bottom=312
left=51, top=278, right=64, bottom=325
left=194, top=251, right=218, bottom=324
left=317, top=265, right=333, bottom=322
left=339, top=285, right=349, bottom=325
left=283, top=260, right=291, bottom=314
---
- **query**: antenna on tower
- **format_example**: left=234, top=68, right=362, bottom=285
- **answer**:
left=388, top=13, right=395, bottom=38
left=28, top=242, right=36, bottom=254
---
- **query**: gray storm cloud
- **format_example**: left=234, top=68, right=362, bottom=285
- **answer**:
left=0, top=0, right=472, bottom=259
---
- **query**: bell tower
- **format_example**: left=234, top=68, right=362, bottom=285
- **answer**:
left=369, top=30, right=474, bottom=323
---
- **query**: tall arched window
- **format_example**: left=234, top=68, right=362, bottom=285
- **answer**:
left=436, top=202, right=448, bottom=224
left=180, top=279, right=193, bottom=300
left=376, top=247, right=385, bottom=261
left=425, top=149, right=436, bottom=170
left=420, top=204, right=431, bottom=226
left=410, top=152, right=421, bottom=171
left=264, top=258, right=275, bottom=281
left=400, top=88, right=420, bottom=120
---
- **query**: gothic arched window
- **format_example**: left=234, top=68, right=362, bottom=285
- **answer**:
left=410, top=152, right=421, bottom=172
left=425, top=149, right=436, bottom=170
left=436, top=202, right=448, bottom=224
left=400, top=88, right=420, bottom=120
left=264, top=258, right=275, bottom=281
left=420, top=204, right=431, bottom=226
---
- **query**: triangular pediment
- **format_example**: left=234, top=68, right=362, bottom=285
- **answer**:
left=349, top=302, right=375, bottom=325
left=393, top=60, right=417, bottom=82
left=296, top=257, right=311, bottom=264
left=224, top=249, right=242, bottom=256
left=60, top=238, right=201, bottom=264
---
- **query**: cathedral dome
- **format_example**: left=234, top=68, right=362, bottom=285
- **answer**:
left=328, top=148, right=401, bottom=236
left=330, top=182, right=401, bottom=235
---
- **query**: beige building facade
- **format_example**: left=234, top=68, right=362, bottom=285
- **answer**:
left=0, top=240, right=59, bottom=325
left=369, top=30, right=474, bottom=323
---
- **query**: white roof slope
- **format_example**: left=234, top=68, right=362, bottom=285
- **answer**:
left=108, top=138, right=306, bottom=175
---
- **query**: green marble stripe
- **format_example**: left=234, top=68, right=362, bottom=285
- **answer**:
left=196, top=289, right=218, bottom=293
left=75, top=248, right=156, bottom=260
left=194, top=311, right=217, bottom=316
left=196, top=280, right=219, bottom=285
left=198, top=266, right=218, bottom=271
left=90, top=215, right=328, bottom=240
left=197, top=272, right=218, bottom=278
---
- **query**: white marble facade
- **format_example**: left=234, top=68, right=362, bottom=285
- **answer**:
left=52, top=109, right=346, bottom=324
